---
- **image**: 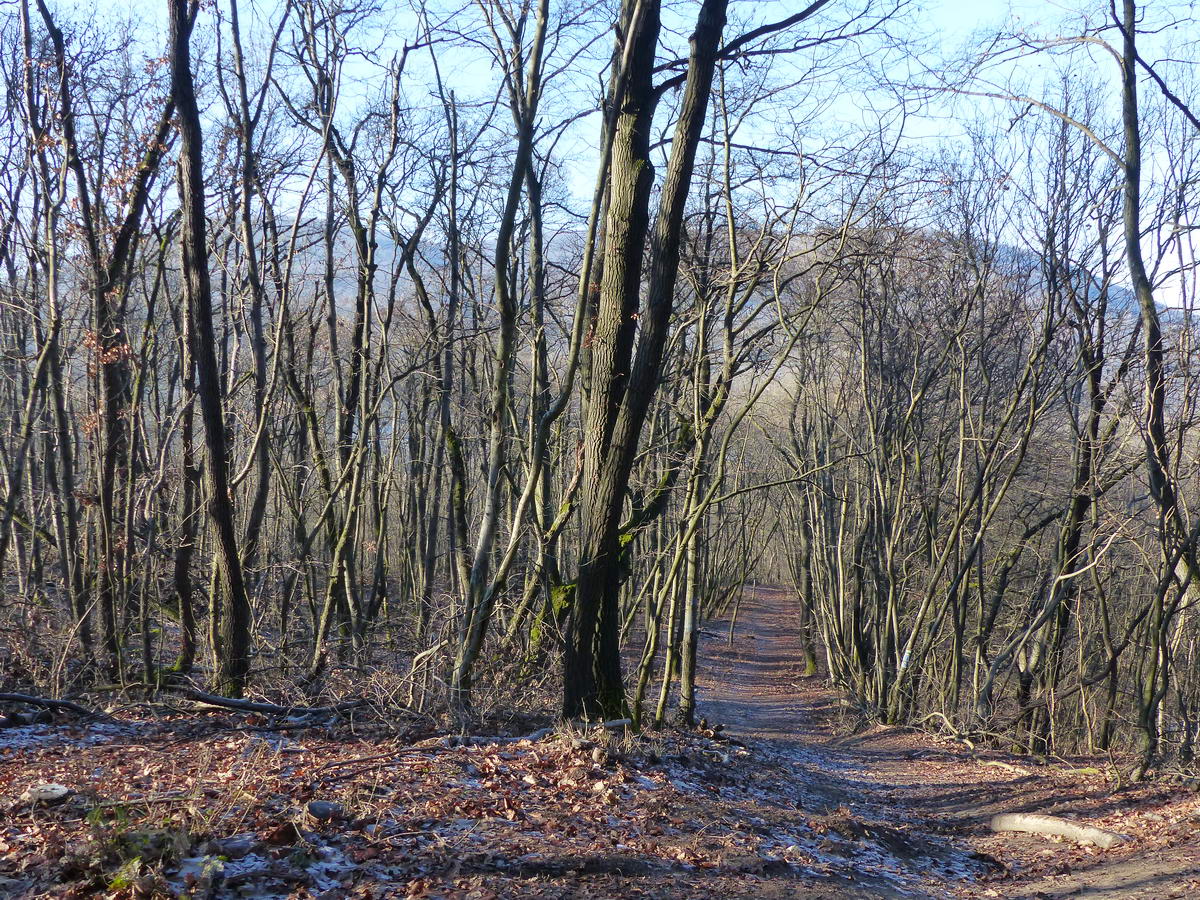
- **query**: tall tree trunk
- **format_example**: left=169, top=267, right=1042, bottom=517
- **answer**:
left=565, top=0, right=729, bottom=719
left=1116, top=0, right=1198, bottom=776
left=171, top=0, right=253, bottom=697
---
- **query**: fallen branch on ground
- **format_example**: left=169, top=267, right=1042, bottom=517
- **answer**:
left=451, top=718, right=629, bottom=748
left=978, top=759, right=1032, bottom=776
left=454, top=727, right=556, bottom=746
left=989, top=812, right=1128, bottom=849
left=317, top=719, right=632, bottom=779
left=0, top=692, right=112, bottom=721
left=176, top=688, right=366, bottom=719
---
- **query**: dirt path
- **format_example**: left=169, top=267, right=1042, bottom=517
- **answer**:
left=696, top=586, right=1200, bottom=899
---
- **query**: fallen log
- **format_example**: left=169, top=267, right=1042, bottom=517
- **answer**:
left=0, top=692, right=111, bottom=721
left=445, top=726, right=562, bottom=748
left=177, top=688, right=365, bottom=719
left=978, top=759, right=1032, bottom=776
left=477, top=726, right=555, bottom=745
left=444, top=718, right=631, bottom=749
left=989, top=812, right=1128, bottom=849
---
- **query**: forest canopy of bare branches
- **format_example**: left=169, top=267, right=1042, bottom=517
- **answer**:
left=2, top=0, right=1200, bottom=791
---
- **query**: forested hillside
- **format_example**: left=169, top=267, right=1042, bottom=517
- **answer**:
left=1, top=0, right=1200, bottom=896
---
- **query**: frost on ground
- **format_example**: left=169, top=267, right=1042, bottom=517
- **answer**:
left=696, top=587, right=1200, bottom=900
left=2, top=697, right=1199, bottom=898
left=0, top=721, right=140, bottom=752
left=0, top=709, right=973, bottom=899
left=3, top=585, right=1200, bottom=899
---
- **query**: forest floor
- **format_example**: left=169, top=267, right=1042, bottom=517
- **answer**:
left=1, top=587, right=1199, bottom=898
left=698, top=586, right=1200, bottom=899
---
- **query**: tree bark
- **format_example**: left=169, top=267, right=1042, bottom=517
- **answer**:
left=565, top=0, right=729, bottom=720
left=171, top=0, right=253, bottom=697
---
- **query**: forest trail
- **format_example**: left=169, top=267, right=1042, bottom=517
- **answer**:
left=696, top=586, right=1200, bottom=899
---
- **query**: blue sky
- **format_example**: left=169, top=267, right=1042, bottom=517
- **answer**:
left=100, top=0, right=1195, bottom=306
